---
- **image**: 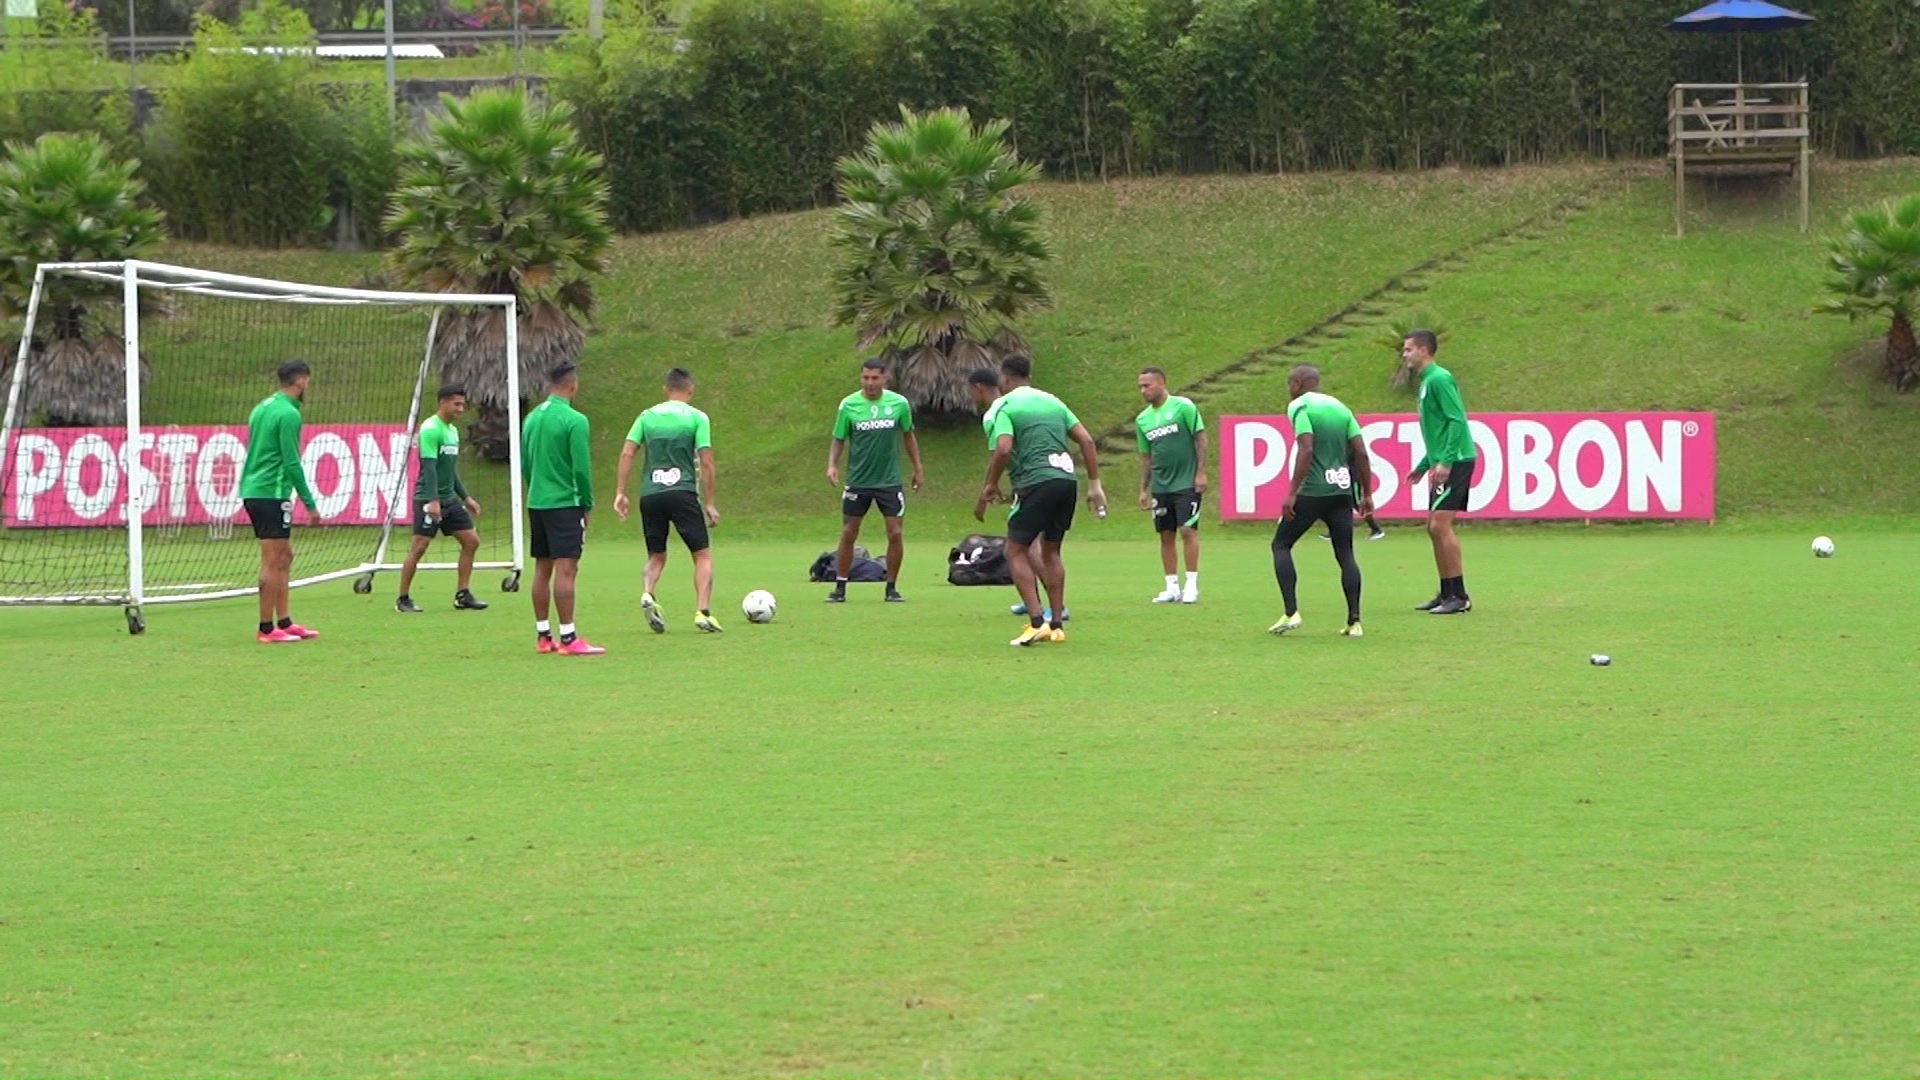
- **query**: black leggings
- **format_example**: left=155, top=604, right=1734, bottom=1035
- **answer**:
left=1272, top=494, right=1362, bottom=623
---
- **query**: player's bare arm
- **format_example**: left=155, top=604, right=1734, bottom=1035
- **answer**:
left=1284, top=431, right=1315, bottom=519
left=902, top=430, right=924, bottom=491
left=1068, top=422, right=1106, bottom=513
left=699, top=447, right=719, bottom=527
left=826, top=436, right=844, bottom=487
left=613, top=439, right=639, bottom=520
left=975, top=436, right=1014, bottom=521
left=1347, top=434, right=1375, bottom=515
left=1138, top=451, right=1153, bottom=510
left=1192, top=429, right=1210, bottom=495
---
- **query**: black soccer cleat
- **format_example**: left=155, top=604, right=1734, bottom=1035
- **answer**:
left=395, top=594, right=422, bottom=614
left=824, top=589, right=847, bottom=604
left=454, top=589, right=489, bottom=611
left=1428, top=596, right=1472, bottom=615
left=885, top=587, right=905, bottom=603
left=1414, top=594, right=1444, bottom=612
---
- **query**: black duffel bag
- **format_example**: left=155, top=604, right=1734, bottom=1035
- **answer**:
left=947, top=533, right=1012, bottom=587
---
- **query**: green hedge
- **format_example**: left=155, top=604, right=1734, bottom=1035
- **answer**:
left=557, top=0, right=1920, bottom=232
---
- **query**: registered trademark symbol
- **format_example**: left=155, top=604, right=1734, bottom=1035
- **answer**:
left=1682, top=421, right=1700, bottom=437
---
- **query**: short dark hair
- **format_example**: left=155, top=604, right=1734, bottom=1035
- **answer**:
left=861, top=358, right=887, bottom=373
left=1289, top=363, right=1321, bottom=385
left=967, top=367, right=1002, bottom=388
left=277, top=360, right=310, bottom=386
left=1404, top=329, right=1439, bottom=355
left=548, top=361, right=578, bottom=385
left=999, top=353, right=1032, bottom=380
left=665, top=367, right=694, bottom=391
left=436, top=385, right=466, bottom=401
left=1140, top=366, right=1166, bottom=380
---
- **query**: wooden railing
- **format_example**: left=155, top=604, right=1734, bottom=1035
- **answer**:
left=1668, top=81, right=1810, bottom=235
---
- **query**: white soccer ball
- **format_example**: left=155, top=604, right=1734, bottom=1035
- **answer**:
left=742, top=589, right=778, bottom=623
left=1811, top=536, right=1835, bottom=559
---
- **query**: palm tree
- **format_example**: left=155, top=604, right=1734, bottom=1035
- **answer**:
left=1816, top=194, right=1920, bottom=392
left=386, top=88, right=613, bottom=459
left=829, top=106, right=1053, bottom=419
left=0, top=132, right=165, bottom=426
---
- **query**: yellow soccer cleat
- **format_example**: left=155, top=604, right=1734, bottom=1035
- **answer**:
left=1268, top=613, right=1302, bottom=635
left=642, top=593, right=666, bottom=634
left=1046, top=627, right=1066, bottom=644
left=1010, top=625, right=1049, bottom=647
left=694, top=612, right=724, bottom=634
left=1341, top=622, right=1364, bottom=638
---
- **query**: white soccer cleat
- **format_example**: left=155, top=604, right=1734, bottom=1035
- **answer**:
left=1151, top=588, right=1182, bottom=604
left=1180, top=587, right=1198, bottom=604
left=1268, top=613, right=1302, bottom=635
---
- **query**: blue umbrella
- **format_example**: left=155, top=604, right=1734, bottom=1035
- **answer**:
left=1668, top=1, right=1814, bottom=82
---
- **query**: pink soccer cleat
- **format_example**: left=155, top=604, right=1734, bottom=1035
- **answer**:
left=556, top=638, right=605, bottom=656
left=257, top=628, right=301, bottom=644
left=536, top=636, right=558, bottom=654
left=282, top=624, right=320, bottom=640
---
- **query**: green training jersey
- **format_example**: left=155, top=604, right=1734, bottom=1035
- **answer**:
left=1416, top=363, right=1475, bottom=469
left=627, top=400, right=712, bottom=496
left=1135, top=395, right=1205, bottom=494
left=832, top=389, right=913, bottom=490
left=985, top=385, right=1081, bottom=490
left=1288, top=391, right=1363, bottom=498
left=413, top=414, right=467, bottom=503
left=239, top=391, right=317, bottom=508
left=521, top=395, right=594, bottom=510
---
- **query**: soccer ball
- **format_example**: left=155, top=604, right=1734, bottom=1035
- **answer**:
left=742, top=589, right=778, bottom=623
left=1811, top=536, right=1835, bottom=559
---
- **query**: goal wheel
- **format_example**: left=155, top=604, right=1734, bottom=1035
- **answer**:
left=501, top=569, right=521, bottom=593
left=125, top=607, right=146, bottom=635
left=352, top=573, right=375, bottom=595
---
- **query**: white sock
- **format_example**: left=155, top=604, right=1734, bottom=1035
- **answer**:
left=559, top=623, right=576, bottom=638
left=1185, top=572, right=1199, bottom=590
left=1164, top=574, right=1178, bottom=592
left=536, top=620, right=551, bottom=635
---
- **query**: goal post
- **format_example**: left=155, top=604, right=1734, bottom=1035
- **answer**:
left=0, top=259, right=525, bottom=632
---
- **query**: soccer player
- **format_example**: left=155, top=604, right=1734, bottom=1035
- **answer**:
left=240, top=360, right=320, bottom=643
left=1402, top=329, right=1476, bottom=614
left=521, top=361, right=603, bottom=655
left=395, top=386, right=488, bottom=614
left=614, top=367, right=722, bottom=634
left=825, top=359, right=923, bottom=603
left=1134, top=366, right=1206, bottom=604
left=967, top=355, right=1107, bottom=647
left=1269, top=365, right=1373, bottom=638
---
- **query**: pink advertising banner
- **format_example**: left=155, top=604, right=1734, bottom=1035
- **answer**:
left=3, top=425, right=417, bottom=528
left=1217, top=412, right=1716, bottom=521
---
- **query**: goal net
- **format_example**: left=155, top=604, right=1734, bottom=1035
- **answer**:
left=0, top=260, right=525, bottom=632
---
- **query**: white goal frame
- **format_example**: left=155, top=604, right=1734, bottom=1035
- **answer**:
left=0, top=259, right=526, bottom=629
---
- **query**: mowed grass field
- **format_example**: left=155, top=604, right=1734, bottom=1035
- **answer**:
left=5, top=524, right=1919, bottom=1076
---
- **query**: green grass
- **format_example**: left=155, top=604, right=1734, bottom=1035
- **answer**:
left=4, top=525, right=1918, bottom=1075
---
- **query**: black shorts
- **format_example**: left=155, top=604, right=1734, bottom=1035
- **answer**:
left=244, top=497, right=292, bottom=541
left=530, top=506, right=587, bottom=561
left=641, top=490, right=710, bottom=554
left=1151, top=490, right=1202, bottom=533
left=1429, top=457, right=1478, bottom=514
left=1273, top=493, right=1357, bottom=551
left=412, top=499, right=475, bottom=538
left=841, top=486, right=905, bottom=519
left=1007, top=478, right=1077, bottom=546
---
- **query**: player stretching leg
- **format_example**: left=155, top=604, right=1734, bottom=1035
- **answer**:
left=825, top=359, right=923, bottom=603
left=1269, top=366, right=1373, bottom=638
left=240, top=360, right=320, bottom=643
left=522, top=362, right=603, bottom=655
left=616, top=368, right=723, bottom=634
left=1402, top=329, right=1476, bottom=614
left=396, top=386, right=488, bottom=614
left=1134, top=367, right=1207, bottom=604
left=968, top=355, right=1106, bottom=647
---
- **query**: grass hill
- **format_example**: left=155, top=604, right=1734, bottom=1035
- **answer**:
left=157, top=160, right=1920, bottom=535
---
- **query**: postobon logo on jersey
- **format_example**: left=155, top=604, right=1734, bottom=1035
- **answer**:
left=1144, top=423, right=1181, bottom=441
left=651, top=468, right=683, bottom=486
left=853, top=419, right=897, bottom=432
